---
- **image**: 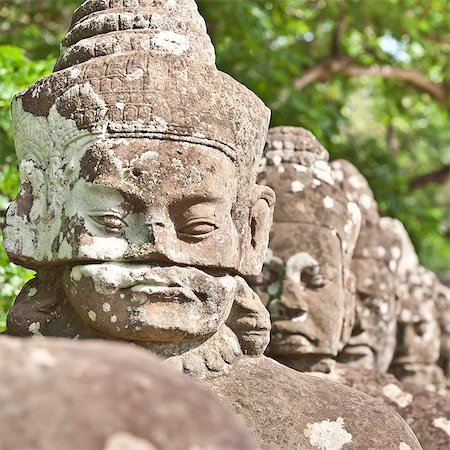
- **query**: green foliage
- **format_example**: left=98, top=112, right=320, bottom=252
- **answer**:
left=0, top=0, right=449, bottom=327
left=0, top=166, right=34, bottom=332
left=0, top=45, right=55, bottom=163
left=198, top=0, right=450, bottom=272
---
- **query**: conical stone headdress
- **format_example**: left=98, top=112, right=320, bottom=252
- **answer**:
left=260, top=127, right=361, bottom=258
left=6, top=0, right=270, bottom=265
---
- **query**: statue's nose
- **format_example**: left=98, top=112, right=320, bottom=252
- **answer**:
left=144, top=216, right=167, bottom=246
left=268, top=277, right=308, bottom=320
left=351, top=303, right=365, bottom=336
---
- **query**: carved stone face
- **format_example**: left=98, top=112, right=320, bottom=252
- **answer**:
left=265, top=223, right=348, bottom=358
left=339, top=257, right=397, bottom=372
left=435, top=283, right=450, bottom=378
left=394, top=268, right=440, bottom=365
left=256, top=146, right=360, bottom=364
left=58, top=139, right=240, bottom=268
left=331, top=164, right=400, bottom=372
left=54, top=138, right=248, bottom=343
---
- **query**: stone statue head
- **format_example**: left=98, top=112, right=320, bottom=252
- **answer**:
left=390, top=265, right=445, bottom=391
left=332, top=161, right=401, bottom=372
left=387, top=221, right=445, bottom=390
left=434, top=282, right=450, bottom=379
left=394, top=266, right=441, bottom=366
left=5, top=0, right=274, bottom=377
left=254, top=127, right=361, bottom=370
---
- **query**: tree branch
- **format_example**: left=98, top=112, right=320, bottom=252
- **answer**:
left=331, top=0, right=348, bottom=57
left=410, top=165, right=450, bottom=190
left=294, top=56, right=449, bottom=104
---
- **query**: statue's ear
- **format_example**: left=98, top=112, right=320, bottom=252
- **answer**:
left=241, top=185, right=275, bottom=276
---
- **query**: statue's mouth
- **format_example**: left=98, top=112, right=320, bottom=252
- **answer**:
left=270, top=332, right=314, bottom=347
left=270, top=319, right=318, bottom=347
left=130, top=284, right=201, bottom=303
left=341, top=343, right=374, bottom=359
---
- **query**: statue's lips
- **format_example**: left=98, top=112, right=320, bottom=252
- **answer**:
left=271, top=333, right=313, bottom=347
left=341, top=343, right=374, bottom=358
left=271, top=320, right=317, bottom=345
left=392, top=354, right=426, bottom=365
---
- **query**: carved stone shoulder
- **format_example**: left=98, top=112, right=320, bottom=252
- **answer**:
left=204, top=356, right=422, bottom=450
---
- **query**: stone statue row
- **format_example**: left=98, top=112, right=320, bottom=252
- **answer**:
left=0, top=1, right=448, bottom=449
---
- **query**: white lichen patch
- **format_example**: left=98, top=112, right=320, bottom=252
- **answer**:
left=171, top=158, right=184, bottom=170
left=286, top=252, right=319, bottom=284
left=103, top=432, right=157, bottom=450
left=313, top=160, right=335, bottom=185
left=71, top=263, right=170, bottom=296
left=5, top=94, right=104, bottom=261
left=348, top=175, right=364, bottom=190
left=359, top=193, right=372, bottom=210
left=88, top=310, right=97, bottom=322
left=111, top=315, right=118, bottom=323
left=28, top=321, right=42, bottom=336
left=304, top=417, right=352, bottom=450
left=432, top=417, right=450, bottom=436
left=291, top=180, right=304, bottom=192
left=126, top=68, right=144, bottom=81
left=152, top=31, right=190, bottom=55
left=102, top=302, right=112, bottom=313
left=346, top=202, right=361, bottom=225
left=115, top=101, right=125, bottom=110
left=28, top=287, right=38, bottom=297
left=70, top=68, right=80, bottom=78
left=293, top=164, right=307, bottom=173
left=333, top=168, right=344, bottom=182
left=323, top=196, right=334, bottom=209
left=381, top=383, right=413, bottom=408
left=214, top=233, right=225, bottom=244
left=344, top=220, right=354, bottom=235
left=58, top=238, right=73, bottom=259
left=29, top=347, right=58, bottom=368
left=218, top=275, right=237, bottom=292
left=399, top=443, right=412, bottom=450
left=79, top=236, right=128, bottom=260
left=391, top=246, right=401, bottom=260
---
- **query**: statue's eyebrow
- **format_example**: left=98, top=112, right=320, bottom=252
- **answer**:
left=88, top=181, right=147, bottom=211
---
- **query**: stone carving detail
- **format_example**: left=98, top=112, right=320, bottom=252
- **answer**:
left=386, top=218, right=446, bottom=393
left=4, top=3, right=423, bottom=449
left=435, top=282, right=450, bottom=384
left=6, top=0, right=274, bottom=381
left=255, top=126, right=361, bottom=372
left=332, top=160, right=401, bottom=373
left=257, top=129, right=448, bottom=449
left=392, top=265, right=445, bottom=393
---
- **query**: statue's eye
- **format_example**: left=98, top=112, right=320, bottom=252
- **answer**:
left=413, top=321, right=428, bottom=337
left=301, top=265, right=326, bottom=288
left=92, top=214, right=126, bottom=233
left=178, top=219, right=218, bottom=239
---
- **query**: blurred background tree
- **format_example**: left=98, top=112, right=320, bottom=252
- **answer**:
left=0, top=0, right=449, bottom=330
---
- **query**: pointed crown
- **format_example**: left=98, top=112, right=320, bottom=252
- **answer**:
left=259, top=127, right=361, bottom=254
left=13, top=0, right=270, bottom=171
